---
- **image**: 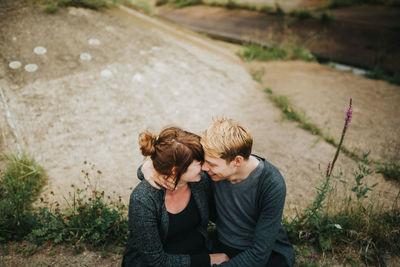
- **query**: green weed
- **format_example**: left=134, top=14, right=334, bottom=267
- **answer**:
left=375, top=161, right=400, bottom=181
left=250, top=69, right=263, bottom=83
left=284, top=100, right=400, bottom=264
left=326, top=0, right=388, bottom=9
left=289, top=9, right=312, bottom=20
left=267, top=94, right=321, bottom=135
left=171, top=0, right=201, bottom=7
left=364, top=66, right=400, bottom=86
left=0, top=153, right=46, bottom=241
left=319, top=12, right=334, bottom=24
left=27, top=163, right=128, bottom=250
left=237, top=44, right=315, bottom=62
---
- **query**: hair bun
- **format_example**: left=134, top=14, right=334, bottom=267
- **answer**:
left=139, top=131, right=157, bottom=157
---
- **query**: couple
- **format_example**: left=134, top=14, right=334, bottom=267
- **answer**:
left=122, top=118, right=295, bottom=266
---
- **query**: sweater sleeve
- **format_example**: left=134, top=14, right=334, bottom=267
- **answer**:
left=216, top=170, right=286, bottom=267
left=129, top=190, right=191, bottom=267
left=190, top=253, right=211, bottom=267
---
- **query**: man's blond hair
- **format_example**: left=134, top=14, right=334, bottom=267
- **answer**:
left=201, top=118, right=253, bottom=162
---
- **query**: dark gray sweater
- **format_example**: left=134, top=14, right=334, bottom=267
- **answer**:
left=122, top=169, right=213, bottom=267
left=215, top=155, right=295, bottom=267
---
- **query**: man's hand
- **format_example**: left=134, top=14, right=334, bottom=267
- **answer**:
left=142, top=160, right=175, bottom=190
left=210, top=253, right=229, bottom=266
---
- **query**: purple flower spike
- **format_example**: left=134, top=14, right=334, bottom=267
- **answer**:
left=311, top=252, right=317, bottom=259
left=306, top=232, right=311, bottom=239
left=344, top=99, right=353, bottom=132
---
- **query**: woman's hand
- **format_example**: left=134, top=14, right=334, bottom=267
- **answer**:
left=210, top=253, right=229, bottom=266
left=142, top=160, right=175, bottom=190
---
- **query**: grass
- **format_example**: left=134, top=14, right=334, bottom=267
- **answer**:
left=169, top=0, right=202, bottom=8
left=288, top=9, right=312, bottom=20
left=237, top=44, right=315, bottom=62
left=364, top=66, right=400, bottom=86
left=283, top=105, right=400, bottom=265
left=0, top=153, right=46, bottom=241
left=0, top=156, right=128, bottom=251
left=319, top=12, right=335, bottom=24
left=264, top=89, right=399, bottom=182
left=33, top=0, right=154, bottom=14
left=265, top=89, right=321, bottom=135
left=325, top=0, right=400, bottom=8
left=375, top=162, right=400, bottom=181
left=206, top=1, right=284, bottom=15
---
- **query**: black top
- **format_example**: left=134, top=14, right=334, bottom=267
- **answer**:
left=166, top=193, right=210, bottom=267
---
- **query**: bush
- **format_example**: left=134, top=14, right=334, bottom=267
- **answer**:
left=0, top=153, right=46, bottom=241
left=29, top=189, right=128, bottom=251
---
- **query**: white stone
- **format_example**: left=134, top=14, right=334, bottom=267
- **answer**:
left=139, top=50, right=147, bottom=55
left=101, top=69, right=113, bottom=78
left=9, top=61, right=22, bottom=69
left=132, top=73, right=143, bottom=82
left=105, top=26, right=115, bottom=32
left=152, top=46, right=161, bottom=51
left=334, top=224, right=342, bottom=229
left=12, top=37, right=17, bottom=41
left=24, top=64, right=38, bottom=72
left=80, top=53, right=92, bottom=61
left=34, top=46, right=47, bottom=55
left=88, top=38, right=101, bottom=46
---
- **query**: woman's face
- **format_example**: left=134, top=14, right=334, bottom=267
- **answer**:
left=179, top=160, right=202, bottom=183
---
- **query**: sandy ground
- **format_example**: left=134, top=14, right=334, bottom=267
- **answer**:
left=0, top=1, right=399, bottom=266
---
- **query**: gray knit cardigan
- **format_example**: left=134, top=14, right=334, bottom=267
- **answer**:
left=122, top=168, right=213, bottom=267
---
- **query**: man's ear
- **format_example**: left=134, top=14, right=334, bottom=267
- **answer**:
left=233, top=155, right=244, bottom=166
left=171, top=166, right=178, bottom=176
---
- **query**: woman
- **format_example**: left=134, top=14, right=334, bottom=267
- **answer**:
left=122, top=126, right=228, bottom=266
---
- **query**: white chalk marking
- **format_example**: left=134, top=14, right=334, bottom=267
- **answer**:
left=88, top=38, right=101, bottom=46
left=24, top=64, right=38, bottom=72
left=132, top=73, right=143, bottom=82
left=34, top=46, right=47, bottom=55
left=9, top=61, right=22, bottom=69
left=101, top=69, right=113, bottom=78
left=80, top=53, right=92, bottom=61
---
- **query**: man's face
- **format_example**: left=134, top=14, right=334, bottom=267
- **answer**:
left=201, top=154, right=236, bottom=182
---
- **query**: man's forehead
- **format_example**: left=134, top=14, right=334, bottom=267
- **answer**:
left=204, top=155, right=224, bottom=164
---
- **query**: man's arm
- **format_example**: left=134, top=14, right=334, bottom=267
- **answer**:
left=217, top=173, right=286, bottom=266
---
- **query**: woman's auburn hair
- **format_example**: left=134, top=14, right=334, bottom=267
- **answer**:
left=139, top=126, right=203, bottom=187
left=201, top=118, right=253, bottom=162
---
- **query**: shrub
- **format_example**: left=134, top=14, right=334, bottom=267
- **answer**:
left=28, top=163, right=128, bottom=250
left=0, top=153, right=46, bottom=241
left=29, top=189, right=128, bottom=251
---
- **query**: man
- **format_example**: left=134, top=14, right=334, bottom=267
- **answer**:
left=200, top=118, right=294, bottom=266
left=142, top=118, right=295, bottom=266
